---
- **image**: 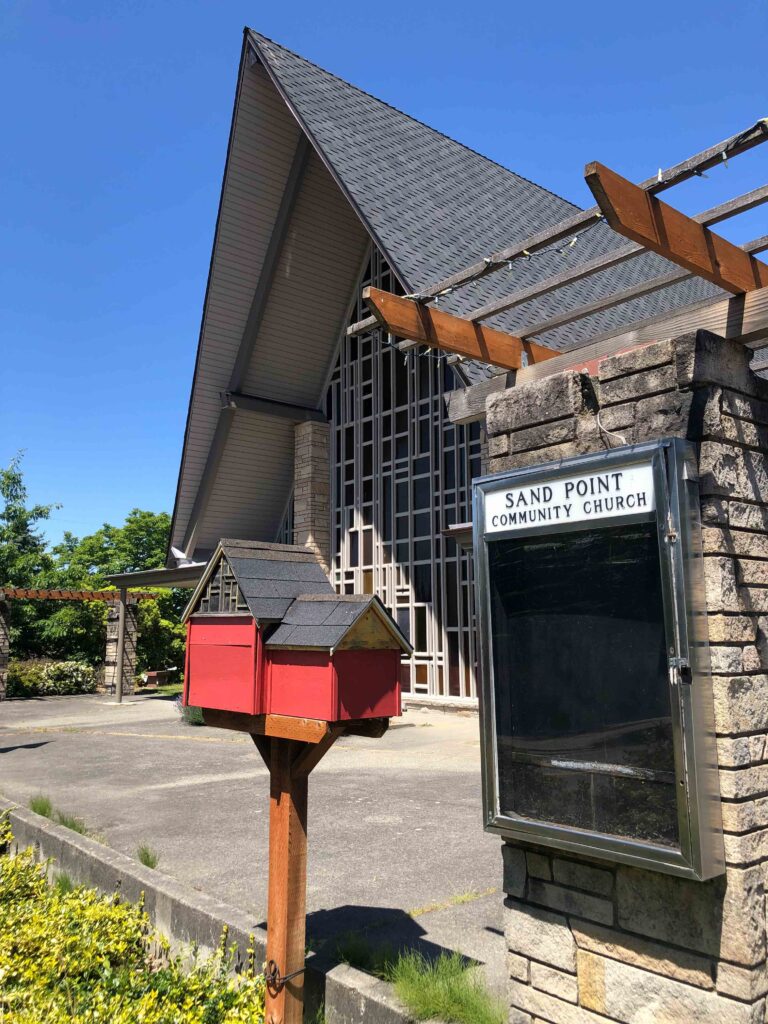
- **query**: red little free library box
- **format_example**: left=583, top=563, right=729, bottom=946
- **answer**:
left=182, top=540, right=411, bottom=724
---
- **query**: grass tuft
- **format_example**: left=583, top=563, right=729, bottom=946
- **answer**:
left=390, top=950, right=504, bottom=1024
left=137, top=843, right=159, bottom=869
left=29, top=794, right=53, bottom=819
left=54, top=872, right=76, bottom=895
left=55, top=811, right=88, bottom=835
left=28, top=795, right=88, bottom=835
left=335, top=936, right=503, bottom=1024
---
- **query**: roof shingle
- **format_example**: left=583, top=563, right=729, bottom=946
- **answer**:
left=249, top=31, right=721, bottom=383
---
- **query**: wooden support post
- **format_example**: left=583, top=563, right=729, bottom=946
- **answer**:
left=265, top=739, right=309, bottom=1024
left=256, top=723, right=349, bottom=1024
left=245, top=717, right=389, bottom=1022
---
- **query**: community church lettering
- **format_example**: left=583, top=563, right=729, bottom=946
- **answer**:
left=484, top=462, right=656, bottom=533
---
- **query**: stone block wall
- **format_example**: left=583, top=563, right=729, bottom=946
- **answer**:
left=102, top=602, right=138, bottom=695
left=487, top=330, right=768, bottom=1022
left=293, top=420, right=331, bottom=573
left=0, top=600, right=8, bottom=701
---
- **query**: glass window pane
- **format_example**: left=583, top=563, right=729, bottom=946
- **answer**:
left=488, top=522, right=678, bottom=847
left=414, top=607, right=427, bottom=651
left=414, top=478, right=430, bottom=509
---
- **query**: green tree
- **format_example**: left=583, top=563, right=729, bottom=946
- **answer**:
left=0, top=454, right=62, bottom=658
left=0, top=454, right=57, bottom=587
left=1, top=455, right=185, bottom=670
left=51, top=509, right=173, bottom=579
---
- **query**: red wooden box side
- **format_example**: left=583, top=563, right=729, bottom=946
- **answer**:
left=333, top=649, right=402, bottom=720
left=185, top=615, right=259, bottom=715
left=266, top=650, right=336, bottom=720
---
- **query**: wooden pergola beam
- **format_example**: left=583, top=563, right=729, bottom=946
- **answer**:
left=586, top=162, right=768, bottom=295
left=362, top=287, right=558, bottom=370
left=0, top=588, right=157, bottom=602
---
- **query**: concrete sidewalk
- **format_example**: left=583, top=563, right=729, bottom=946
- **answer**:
left=0, top=694, right=505, bottom=993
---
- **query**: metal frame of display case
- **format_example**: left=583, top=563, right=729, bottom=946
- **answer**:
left=473, top=438, right=724, bottom=880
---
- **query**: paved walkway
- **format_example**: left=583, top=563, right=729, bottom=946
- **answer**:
left=0, top=694, right=506, bottom=993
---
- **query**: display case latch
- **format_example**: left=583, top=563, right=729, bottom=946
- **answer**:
left=669, top=656, right=692, bottom=684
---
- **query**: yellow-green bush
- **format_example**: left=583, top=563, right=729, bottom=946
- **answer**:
left=0, top=815, right=265, bottom=1023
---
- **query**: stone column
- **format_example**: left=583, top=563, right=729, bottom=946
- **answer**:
left=487, top=331, right=768, bottom=1022
left=102, top=601, right=138, bottom=695
left=0, top=599, right=9, bottom=701
left=293, top=420, right=331, bottom=573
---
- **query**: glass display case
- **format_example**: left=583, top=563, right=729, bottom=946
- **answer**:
left=473, top=439, right=724, bottom=879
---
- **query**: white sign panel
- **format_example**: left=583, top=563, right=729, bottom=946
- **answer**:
left=484, top=462, right=656, bottom=534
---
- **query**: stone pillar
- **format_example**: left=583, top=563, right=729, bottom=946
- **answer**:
left=293, top=420, right=331, bottom=573
left=488, top=331, right=768, bottom=1022
left=102, top=601, right=138, bottom=695
left=0, top=599, right=9, bottom=701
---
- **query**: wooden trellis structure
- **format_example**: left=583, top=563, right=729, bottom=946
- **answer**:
left=0, top=588, right=157, bottom=703
left=350, top=119, right=768, bottom=380
left=0, top=588, right=156, bottom=602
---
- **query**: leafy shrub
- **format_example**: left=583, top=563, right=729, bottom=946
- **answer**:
left=0, top=814, right=266, bottom=1022
left=6, top=660, right=48, bottom=698
left=6, top=659, right=96, bottom=698
left=42, top=660, right=97, bottom=695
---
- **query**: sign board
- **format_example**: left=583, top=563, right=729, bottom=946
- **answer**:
left=473, top=439, right=724, bottom=881
left=484, top=462, right=655, bottom=533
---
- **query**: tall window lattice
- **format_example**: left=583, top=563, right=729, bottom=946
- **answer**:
left=324, top=250, right=483, bottom=698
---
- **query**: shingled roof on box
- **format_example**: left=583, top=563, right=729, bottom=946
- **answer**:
left=182, top=540, right=334, bottom=624
left=182, top=541, right=412, bottom=654
left=266, top=594, right=409, bottom=651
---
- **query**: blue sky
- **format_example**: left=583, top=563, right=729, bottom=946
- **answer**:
left=2, top=0, right=766, bottom=546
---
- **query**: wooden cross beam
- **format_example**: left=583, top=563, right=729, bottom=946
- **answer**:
left=586, top=162, right=768, bottom=295
left=362, top=286, right=559, bottom=371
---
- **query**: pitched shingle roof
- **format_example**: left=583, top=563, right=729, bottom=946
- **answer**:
left=266, top=594, right=375, bottom=649
left=184, top=540, right=411, bottom=652
left=220, top=540, right=334, bottom=621
left=249, top=31, right=721, bottom=383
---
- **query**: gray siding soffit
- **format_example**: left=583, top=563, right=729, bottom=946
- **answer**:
left=228, top=135, right=311, bottom=392
left=181, top=407, right=235, bottom=559
left=169, top=52, right=303, bottom=558
left=167, top=37, right=251, bottom=567
left=181, top=136, right=310, bottom=557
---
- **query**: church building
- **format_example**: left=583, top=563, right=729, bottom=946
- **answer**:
left=166, top=30, right=715, bottom=706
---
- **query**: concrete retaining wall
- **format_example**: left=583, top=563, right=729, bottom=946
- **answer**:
left=1, top=798, right=413, bottom=1024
